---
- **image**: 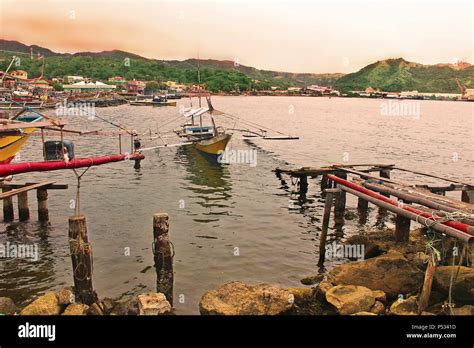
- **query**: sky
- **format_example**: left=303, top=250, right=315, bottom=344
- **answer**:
left=0, top=0, right=472, bottom=73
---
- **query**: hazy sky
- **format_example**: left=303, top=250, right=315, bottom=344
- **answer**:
left=1, top=0, right=472, bottom=73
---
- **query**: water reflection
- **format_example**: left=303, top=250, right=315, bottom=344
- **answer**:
left=175, top=145, right=233, bottom=220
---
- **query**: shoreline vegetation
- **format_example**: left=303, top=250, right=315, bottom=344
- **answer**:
left=2, top=227, right=472, bottom=316
left=1, top=40, right=472, bottom=96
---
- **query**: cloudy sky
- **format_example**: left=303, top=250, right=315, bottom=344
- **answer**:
left=1, top=0, right=472, bottom=73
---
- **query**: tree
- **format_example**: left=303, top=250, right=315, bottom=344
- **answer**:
left=145, top=80, right=160, bottom=93
left=52, top=82, right=63, bottom=91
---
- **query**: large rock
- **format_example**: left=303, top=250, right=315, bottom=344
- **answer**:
left=389, top=296, right=418, bottom=315
left=110, top=296, right=139, bottom=315
left=344, top=235, right=382, bottom=259
left=20, top=292, right=61, bottom=315
left=452, top=305, right=474, bottom=315
left=325, top=285, right=376, bottom=315
left=58, top=287, right=75, bottom=306
left=433, top=266, right=474, bottom=304
left=327, top=253, right=423, bottom=298
left=62, top=304, right=89, bottom=315
left=199, top=281, right=293, bottom=315
left=138, top=293, right=171, bottom=315
left=0, top=297, right=17, bottom=315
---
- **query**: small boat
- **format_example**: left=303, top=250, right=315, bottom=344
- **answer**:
left=0, top=112, right=43, bottom=164
left=175, top=105, right=231, bottom=156
left=129, top=96, right=177, bottom=107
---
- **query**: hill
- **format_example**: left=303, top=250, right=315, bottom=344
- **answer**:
left=334, top=58, right=473, bottom=93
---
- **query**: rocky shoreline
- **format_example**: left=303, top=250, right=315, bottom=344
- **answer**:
left=1, top=228, right=472, bottom=316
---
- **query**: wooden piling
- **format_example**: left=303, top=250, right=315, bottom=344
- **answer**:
left=395, top=213, right=411, bottom=243
left=36, top=189, right=49, bottom=221
left=18, top=192, right=29, bottom=221
left=379, top=169, right=391, bottom=197
left=153, top=213, right=174, bottom=306
left=2, top=188, right=14, bottom=221
left=418, top=259, right=436, bottom=314
left=461, top=189, right=474, bottom=204
left=299, top=175, right=308, bottom=194
left=320, top=174, right=329, bottom=192
left=68, top=215, right=96, bottom=305
left=319, top=189, right=338, bottom=264
left=357, top=197, right=369, bottom=212
left=334, top=173, right=347, bottom=212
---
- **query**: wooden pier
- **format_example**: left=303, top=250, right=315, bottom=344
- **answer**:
left=0, top=181, right=68, bottom=222
left=275, top=163, right=474, bottom=263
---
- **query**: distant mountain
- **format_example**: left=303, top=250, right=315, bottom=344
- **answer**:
left=334, top=58, right=474, bottom=93
left=0, top=39, right=341, bottom=88
left=1, top=40, right=472, bottom=93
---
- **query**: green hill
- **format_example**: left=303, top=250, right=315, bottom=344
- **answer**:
left=334, top=58, right=474, bottom=93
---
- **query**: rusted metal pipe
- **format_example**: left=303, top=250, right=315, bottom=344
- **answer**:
left=327, top=174, right=474, bottom=238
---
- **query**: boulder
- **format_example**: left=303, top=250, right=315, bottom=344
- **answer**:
left=352, top=311, right=377, bottom=316
left=433, top=266, right=474, bottom=304
left=327, top=253, right=423, bottom=298
left=138, top=293, right=171, bottom=315
left=372, top=290, right=387, bottom=304
left=62, top=304, right=89, bottom=315
left=101, top=297, right=116, bottom=314
left=452, top=305, right=474, bottom=316
left=300, top=274, right=324, bottom=286
left=87, top=302, right=104, bottom=315
left=58, top=287, right=75, bottom=306
left=199, top=281, right=293, bottom=315
left=325, top=285, right=376, bottom=315
left=288, top=287, right=315, bottom=306
left=0, top=297, right=17, bottom=315
left=344, top=235, right=382, bottom=259
left=111, top=296, right=139, bottom=315
left=370, top=301, right=385, bottom=315
left=20, top=292, right=61, bottom=315
left=389, top=296, right=418, bottom=315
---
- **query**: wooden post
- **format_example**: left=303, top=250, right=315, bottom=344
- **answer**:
left=18, top=191, right=29, bottom=221
left=395, top=213, right=410, bottom=243
left=68, top=215, right=96, bottom=305
left=2, top=188, right=14, bottom=221
left=320, top=175, right=329, bottom=192
left=153, top=213, right=174, bottom=306
left=118, top=134, right=122, bottom=154
left=418, top=259, right=436, bottom=314
left=461, top=189, right=474, bottom=204
left=299, top=175, right=308, bottom=195
left=379, top=169, right=391, bottom=197
left=357, top=197, right=369, bottom=213
left=319, top=189, right=338, bottom=264
left=334, top=173, right=346, bottom=213
left=37, top=188, right=49, bottom=221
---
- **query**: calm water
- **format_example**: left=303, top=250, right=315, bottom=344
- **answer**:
left=1, top=97, right=473, bottom=314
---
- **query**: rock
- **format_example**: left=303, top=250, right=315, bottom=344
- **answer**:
left=421, top=311, right=435, bottom=315
left=101, top=297, right=116, bottom=314
left=451, top=305, right=474, bottom=315
left=87, top=302, right=104, bottom=316
left=138, top=293, right=171, bottom=315
left=62, top=304, right=89, bottom=315
left=325, top=285, right=376, bottom=315
left=344, top=235, right=382, bottom=259
left=370, top=301, right=385, bottom=315
left=20, top=292, right=61, bottom=315
left=352, top=311, right=377, bottom=315
left=199, top=281, right=293, bottom=315
left=372, top=290, right=387, bottom=304
left=110, top=296, right=139, bottom=315
left=288, top=288, right=315, bottom=306
left=58, top=287, right=75, bottom=306
left=327, top=253, right=424, bottom=298
left=316, top=280, right=334, bottom=297
left=300, top=274, right=324, bottom=286
left=0, top=297, right=17, bottom=315
left=389, top=296, right=418, bottom=315
left=433, top=266, right=474, bottom=304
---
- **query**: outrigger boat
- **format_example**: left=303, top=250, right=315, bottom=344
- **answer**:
left=0, top=111, right=43, bottom=164
left=129, top=96, right=177, bottom=107
left=175, top=103, right=231, bottom=156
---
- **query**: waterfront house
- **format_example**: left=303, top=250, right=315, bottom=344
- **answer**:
left=127, top=80, right=146, bottom=94
left=63, top=81, right=116, bottom=93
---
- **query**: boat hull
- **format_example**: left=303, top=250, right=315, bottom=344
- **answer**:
left=0, top=117, right=41, bottom=164
left=194, top=133, right=232, bottom=156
